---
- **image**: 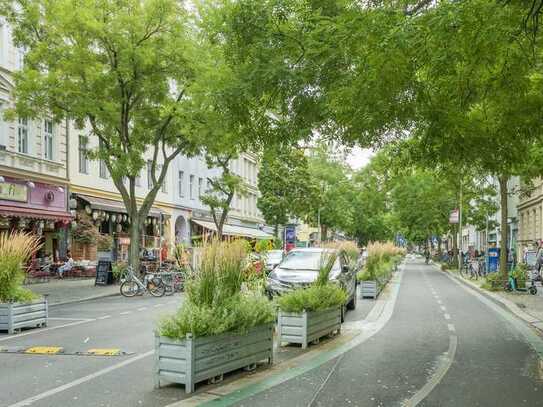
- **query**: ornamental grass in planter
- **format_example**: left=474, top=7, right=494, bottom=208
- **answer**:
left=155, top=239, right=275, bottom=393
left=276, top=251, right=347, bottom=348
left=0, top=231, right=47, bottom=334
left=357, top=242, right=405, bottom=299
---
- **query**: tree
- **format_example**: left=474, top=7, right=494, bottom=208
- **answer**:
left=201, top=154, right=247, bottom=239
left=257, top=143, right=315, bottom=237
left=305, top=145, right=354, bottom=240
left=1, top=0, right=203, bottom=271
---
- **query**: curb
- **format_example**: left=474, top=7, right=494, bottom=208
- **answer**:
left=444, top=268, right=543, bottom=334
left=48, top=291, right=120, bottom=308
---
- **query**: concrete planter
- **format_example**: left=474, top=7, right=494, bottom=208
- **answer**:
left=0, top=298, right=48, bottom=334
left=155, top=323, right=273, bottom=393
left=277, top=307, right=342, bottom=349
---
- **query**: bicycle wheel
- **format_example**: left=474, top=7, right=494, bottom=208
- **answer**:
left=148, top=278, right=166, bottom=297
left=120, top=280, right=139, bottom=297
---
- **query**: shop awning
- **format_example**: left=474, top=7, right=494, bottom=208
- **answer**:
left=0, top=205, right=73, bottom=222
left=191, top=219, right=273, bottom=240
left=76, top=194, right=167, bottom=218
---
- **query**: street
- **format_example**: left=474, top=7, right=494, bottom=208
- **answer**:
left=2, top=258, right=543, bottom=407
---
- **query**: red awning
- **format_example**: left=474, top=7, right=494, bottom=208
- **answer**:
left=0, top=205, right=73, bottom=222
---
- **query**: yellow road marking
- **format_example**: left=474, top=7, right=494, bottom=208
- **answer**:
left=25, top=346, right=63, bottom=354
left=87, top=348, right=121, bottom=356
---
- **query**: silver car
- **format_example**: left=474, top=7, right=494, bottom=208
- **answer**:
left=265, top=248, right=357, bottom=319
left=265, top=249, right=284, bottom=272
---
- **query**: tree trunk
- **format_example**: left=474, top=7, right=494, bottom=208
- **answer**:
left=499, top=175, right=509, bottom=279
left=321, top=225, right=328, bottom=241
left=129, top=214, right=141, bottom=275
left=452, top=227, right=458, bottom=266
left=274, top=223, right=279, bottom=238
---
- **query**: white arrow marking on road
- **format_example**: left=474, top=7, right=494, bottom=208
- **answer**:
left=7, top=350, right=154, bottom=407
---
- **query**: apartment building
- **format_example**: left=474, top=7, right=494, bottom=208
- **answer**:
left=0, top=18, right=72, bottom=262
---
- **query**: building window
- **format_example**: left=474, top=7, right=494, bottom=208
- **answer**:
left=99, top=139, right=108, bottom=178
left=178, top=171, right=184, bottom=197
left=44, top=119, right=53, bottom=160
left=78, top=135, right=88, bottom=173
left=16, top=47, right=26, bottom=70
left=198, top=177, right=203, bottom=198
left=147, top=160, right=153, bottom=189
left=17, top=118, right=28, bottom=154
left=189, top=175, right=195, bottom=200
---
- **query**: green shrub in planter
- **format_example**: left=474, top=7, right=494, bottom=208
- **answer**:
left=277, top=285, right=347, bottom=313
left=482, top=272, right=504, bottom=291
left=0, top=232, right=41, bottom=303
left=277, top=251, right=348, bottom=313
left=158, top=240, right=275, bottom=339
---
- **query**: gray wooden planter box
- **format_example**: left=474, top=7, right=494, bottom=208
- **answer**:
left=0, top=298, right=48, bottom=334
left=360, top=280, right=386, bottom=299
left=155, top=323, right=273, bottom=393
left=277, top=307, right=342, bottom=349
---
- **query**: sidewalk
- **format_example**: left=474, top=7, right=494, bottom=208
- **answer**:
left=24, top=278, right=119, bottom=306
left=443, top=266, right=543, bottom=333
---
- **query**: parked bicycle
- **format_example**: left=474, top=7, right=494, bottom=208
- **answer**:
left=120, top=266, right=166, bottom=297
left=160, top=270, right=185, bottom=295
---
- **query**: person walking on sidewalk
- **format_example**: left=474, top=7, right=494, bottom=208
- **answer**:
left=535, top=241, right=543, bottom=278
left=58, top=250, right=74, bottom=279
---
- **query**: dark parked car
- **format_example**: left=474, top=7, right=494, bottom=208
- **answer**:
left=265, top=248, right=357, bottom=319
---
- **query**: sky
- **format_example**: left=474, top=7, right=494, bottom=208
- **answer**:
left=347, top=147, right=374, bottom=170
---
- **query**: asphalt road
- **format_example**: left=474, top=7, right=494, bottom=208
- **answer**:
left=234, top=258, right=543, bottom=407
left=3, top=259, right=543, bottom=407
left=0, top=293, right=186, bottom=407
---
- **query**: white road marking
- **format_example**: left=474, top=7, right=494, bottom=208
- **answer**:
left=437, top=300, right=443, bottom=305
left=440, top=306, right=446, bottom=312
left=404, top=335, right=458, bottom=406
left=444, top=313, right=451, bottom=320
left=7, top=350, right=154, bottom=407
left=0, top=319, right=95, bottom=343
left=97, top=315, right=111, bottom=320
left=119, top=311, right=132, bottom=315
left=448, top=324, right=455, bottom=332
left=137, top=307, right=147, bottom=311
left=47, top=317, right=92, bottom=321
left=154, top=304, right=164, bottom=307
left=83, top=337, right=90, bottom=344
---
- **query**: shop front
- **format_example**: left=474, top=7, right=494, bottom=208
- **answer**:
left=191, top=218, right=273, bottom=242
left=0, top=175, right=71, bottom=276
left=72, top=194, right=170, bottom=265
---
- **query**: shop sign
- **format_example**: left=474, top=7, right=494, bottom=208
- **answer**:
left=0, top=182, right=27, bottom=202
left=449, top=209, right=459, bottom=224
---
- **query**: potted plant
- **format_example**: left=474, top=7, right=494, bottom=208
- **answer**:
left=155, top=240, right=275, bottom=393
left=276, top=251, right=348, bottom=349
left=357, top=242, right=404, bottom=299
left=96, top=234, right=113, bottom=260
left=0, top=231, right=47, bottom=334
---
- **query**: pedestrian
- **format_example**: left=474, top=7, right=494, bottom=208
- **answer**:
left=535, top=241, right=543, bottom=277
left=58, top=250, right=74, bottom=279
